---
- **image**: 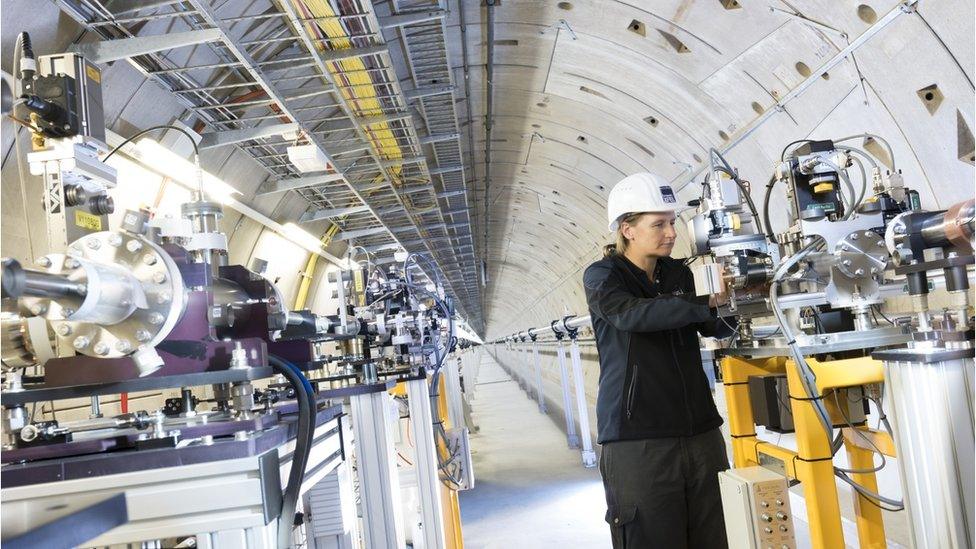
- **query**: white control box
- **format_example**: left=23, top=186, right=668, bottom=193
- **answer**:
left=718, top=466, right=796, bottom=549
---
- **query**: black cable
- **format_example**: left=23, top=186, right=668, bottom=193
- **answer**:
left=780, top=139, right=813, bottom=161
left=268, top=354, right=315, bottom=549
left=708, top=151, right=765, bottom=236
left=762, top=175, right=778, bottom=239
left=102, top=124, right=200, bottom=163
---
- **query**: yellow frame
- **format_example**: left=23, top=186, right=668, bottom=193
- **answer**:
left=720, top=355, right=895, bottom=549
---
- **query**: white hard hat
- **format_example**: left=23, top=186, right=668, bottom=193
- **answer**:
left=606, top=172, right=687, bottom=232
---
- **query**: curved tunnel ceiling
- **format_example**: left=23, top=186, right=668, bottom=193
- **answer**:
left=441, top=0, right=974, bottom=340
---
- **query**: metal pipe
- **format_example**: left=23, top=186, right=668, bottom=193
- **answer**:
left=1, top=259, right=86, bottom=299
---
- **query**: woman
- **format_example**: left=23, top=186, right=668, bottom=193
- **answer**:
left=583, top=172, right=734, bottom=548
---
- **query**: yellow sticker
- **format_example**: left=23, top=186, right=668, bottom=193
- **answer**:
left=85, top=64, right=101, bottom=84
left=75, top=210, right=102, bottom=231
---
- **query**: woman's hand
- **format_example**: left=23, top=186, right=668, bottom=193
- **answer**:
left=708, top=293, right=729, bottom=308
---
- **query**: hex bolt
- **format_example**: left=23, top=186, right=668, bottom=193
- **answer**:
left=156, top=292, right=172, bottom=304
left=73, top=336, right=91, bottom=349
left=148, top=312, right=164, bottom=325
left=36, top=257, right=52, bottom=268
left=115, top=339, right=132, bottom=353
left=64, top=258, right=80, bottom=269
left=876, top=240, right=885, bottom=248
left=152, top=272, right=167, bottom=284
left=56, top=324, right=72, bottom=336
left=93, top=342, right=109, bottom=355
left=30, top=304, right=47, bottom=315
left=135, top=329, right=151, bottom=342
left=126, top=240, right=143, bottom=252
left=108, top=234, right=123, bottom=247
left=842, top=260, right=852, bottom=266
left=842, top=244, right=850, bottom=251
left=143, top=254, right=157, bottom=265
left=86, top=238, right=101, bottom=250
left=62, top=308, right=75, bottom=317
left=855, top=268, right=865, bottom=276
left=851, top=233, right=859, bottom=240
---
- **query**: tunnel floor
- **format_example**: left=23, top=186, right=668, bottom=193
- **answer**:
left=459, top=353, right=610, bottom=548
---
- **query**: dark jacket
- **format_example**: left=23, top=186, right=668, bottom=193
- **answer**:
left=583, top=254, right=733, bottom=444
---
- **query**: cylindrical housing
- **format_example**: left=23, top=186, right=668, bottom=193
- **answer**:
left=878, top=347, right=974, bottom=549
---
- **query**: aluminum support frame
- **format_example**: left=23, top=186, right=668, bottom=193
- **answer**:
left=406, top=377, right=447, bottom=549
left=556, top=340, right=580, bottom=449
left=349, top=390, right=405, bottom=549
left=530, top=340, right=547, bottom=414
left=568, top=337, right=597, bottom=467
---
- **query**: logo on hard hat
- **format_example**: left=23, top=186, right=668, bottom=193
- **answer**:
left=659, top=185, right=677, bottom=203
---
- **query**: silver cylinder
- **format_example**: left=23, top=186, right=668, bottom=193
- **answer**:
left=880, top=347, right=974, bottom=549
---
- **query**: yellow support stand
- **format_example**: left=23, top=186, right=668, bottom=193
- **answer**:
left=720, top=354, right=894, bottom=549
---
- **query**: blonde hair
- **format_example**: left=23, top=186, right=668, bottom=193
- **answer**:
left=603, top=212, right=648, bottom=258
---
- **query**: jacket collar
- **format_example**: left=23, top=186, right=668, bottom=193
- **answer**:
left=613, top=253, right=669, bottom=296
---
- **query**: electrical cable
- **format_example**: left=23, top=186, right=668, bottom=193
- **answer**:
left=708, top=149, right=766, bottom=236
left=762, top=174, right=779, bottom=240
left=834, top=133, right=895, bottom=172
left=102, top=125, right=205, bottom=195
left=268, top=354, right=315, bottom=549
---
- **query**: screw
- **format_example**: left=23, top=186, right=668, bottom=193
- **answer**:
left=30, top=304, right=47, bottom=315
left=73, top=336, right=91, bottom=349
left=842, top=244, right=850, bottom=251
left=126, top=240, right=143, bottom=252
left=135, top=329, right=151, bottom=342
left=842, top=260, right=851, bottom=266
left=876, top=240, right=885, bottom=248
left=143, top=254, right=157, bottom=265
left=851, top=233, right=859, bottom=240
left=86, top=239, right=101, bottom=250
left=148, top=312, right=164, bottom=325
left=152, top=272, right=167, bottom=284
left=56, top=324, right=72, bottom=336
left=156, top=291, right=171, bottom=304
left=93, top=342, right=109, bottom=355
left=855, top=268, right=865, bottom=276
left=115, top=339, right=132, bottom=353
left=108, top=234, right=123, bottom=246
left=64, top=258, right=80, bottom=269
left=36, top=257, right=52, bottom=268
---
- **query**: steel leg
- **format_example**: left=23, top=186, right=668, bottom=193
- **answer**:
left=349, top=390, right=405, bottom=548
left=569, top=338, right=596, bottom=467
left=531, top=341, right=547, bottom=413
left=556, top=341, right=579, bottom=448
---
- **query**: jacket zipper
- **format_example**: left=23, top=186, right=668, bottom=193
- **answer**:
left=626, top=364, right=638, bottom=420
left=669, top=330, right=694, bottom=434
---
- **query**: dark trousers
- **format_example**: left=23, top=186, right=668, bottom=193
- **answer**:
left=600, top=428, right=730, bottom=549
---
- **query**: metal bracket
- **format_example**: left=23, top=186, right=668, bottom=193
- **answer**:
left=72, top=29, right=222, bottom=63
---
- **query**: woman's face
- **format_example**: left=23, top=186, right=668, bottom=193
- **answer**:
left=622, top=212, right=678, bottom=257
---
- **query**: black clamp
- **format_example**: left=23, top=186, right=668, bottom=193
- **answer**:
left=551, top=320, right=564, bottom=341
left=528, top=331, right=538, bottom=343
left=563, top=315, right=579, bottom=340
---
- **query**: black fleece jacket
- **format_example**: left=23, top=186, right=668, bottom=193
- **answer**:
left=583, top=254, right=734, bottom=443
